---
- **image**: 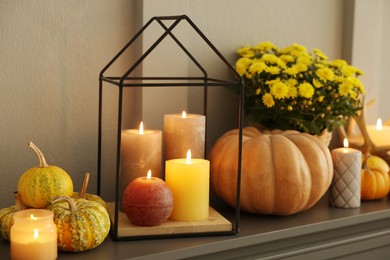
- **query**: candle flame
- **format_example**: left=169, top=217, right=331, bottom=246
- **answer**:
left=147, top=169, right=152, bottom=180
left=376, top=118, right=383, bottom=131
left=33, top=228, right=39, bottom=239
left=186, top=149, right=192, bottom=164
left=139, top=121, right=144, bottom=134
left=343, top=138, right=349, bottom=148
left=182, top=111, right=187, bottom=118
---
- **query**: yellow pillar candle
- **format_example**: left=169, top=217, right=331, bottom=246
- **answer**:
left=120, top=122, right=162, bottom=208
left=366, top=118, right=390, bottom=147
left=10, top=209, right=57, bottom=260
left=165, top=149, right=210, bottom=221
left=164, top=111, right=205, bottom=160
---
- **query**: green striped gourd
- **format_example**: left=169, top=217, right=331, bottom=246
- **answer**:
left=17, top=142, right=73, bottom=208
left=0, top=192, right=25, bottom=241
left=71, top=172, right=108, bottom=210
left=47, top=196, right=110, bottom=252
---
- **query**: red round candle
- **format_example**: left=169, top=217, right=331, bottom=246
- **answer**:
left=122, top=174, right=173, bottom=226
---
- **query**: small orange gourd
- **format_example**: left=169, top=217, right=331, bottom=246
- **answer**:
left=209, top=127, right=333, bottom=216
left=361, top=155, right=390, bottom=200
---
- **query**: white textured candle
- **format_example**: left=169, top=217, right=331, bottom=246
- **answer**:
left=164, top=112, right=205, bottom=160
left=329, top=145, right=362, bottom=208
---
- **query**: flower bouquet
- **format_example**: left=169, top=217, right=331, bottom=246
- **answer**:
left=235, top=41, right=365, bottom=135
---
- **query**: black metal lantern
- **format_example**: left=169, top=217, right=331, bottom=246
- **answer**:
left=98, top=15, right=244, bottom=241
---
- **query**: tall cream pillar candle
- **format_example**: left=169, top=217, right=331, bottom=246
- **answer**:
left=120, top=122, right=162, bottom=209
left=164, top=111, right=205, bottom=160
left=329, top=138, right=362, bottom=208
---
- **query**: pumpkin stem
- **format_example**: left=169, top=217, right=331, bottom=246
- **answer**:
left=51, top=196, right=77, bottom=213
left=362, top=155, right=371, bottom=171
left=14, top=191, right=25, bottom=211
left=28, top=142, right=49, bottom=168
left=79, top=172, right=90, bottom=199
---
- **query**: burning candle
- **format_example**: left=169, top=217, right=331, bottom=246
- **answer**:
left=122, top=170, right=173, bottom=226
left=164, top=111, right=205, bottom=160
left=120, top=121, right=162, bottom=209
left=165, top=149, right=210, bottom=221
left=329, top=138, right=362, bottom=208
left=10, top=209, right=57, bottom=260
left=366, top=118, right=390, bottom=147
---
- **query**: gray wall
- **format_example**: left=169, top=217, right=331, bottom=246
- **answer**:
left=1, top=0, right=389, bottom=208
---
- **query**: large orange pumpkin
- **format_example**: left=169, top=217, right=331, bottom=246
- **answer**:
left=209, top=127, right=333, bottom=216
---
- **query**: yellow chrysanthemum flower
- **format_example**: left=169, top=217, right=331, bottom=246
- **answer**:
left=237, top=46, right=255, bottom=58
left=280, top=54, right=294, bottom=63
left=334, top=76, right=344, bottom=83
left=255, top=41, right=277, bottom=52
left=265, top=78, right=280, bottom=86
left=295, top=63, right=308, bottom=73
left=287, top=86, right=298, bottom=98
left=330, top=59, right=347, bottom=68
left=316, top=67, right=335, bottom=81
left=265, top=66, right=281, bottom=75
left=313, top=78, right=323, bottom=88
left=341, top=65, right=355, bottom=77
left=297, top=55, right=312, bottom=66
left=313, top=48, right=328, bottom=60
left=270, top=81, right=289, bottom=99
left=262, top=93, right=275, bottom=108
left=287, top=78, right=298, bottom=87
left=284, top=66, right=299, bottom=76
left=338, top=81, right=353, bottom=97
left=261, top=54, right=280, bottom=64
left=235, top=57, right=252, bottom=76
left=237, top=45, right=251, bottom=55
left=298, top=82, right=315, bottom=98
left=249, top=60, right=266, bottom=75
left=235, top=63, right=247, bottom=76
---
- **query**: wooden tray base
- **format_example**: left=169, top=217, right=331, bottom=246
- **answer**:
left=107, top=202, right=232, bottom=237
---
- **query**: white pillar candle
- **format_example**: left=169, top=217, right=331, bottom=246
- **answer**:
left=164, top=111, right=205, bottom=160
left=366, top=118, right=390, bottom=147
left=329, top=138, right=362, bottom=208
left=11, top=209, right=57, bottom=260
left=120, top=122, right=162, bottom=208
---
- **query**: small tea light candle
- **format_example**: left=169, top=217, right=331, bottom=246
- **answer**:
left=165, top=149, right=210, bottom=221
left=10, top=209, right=57, bottom=260
left=120, top=121, right=162, bottom=209
left=164, top=111, right=205, bottom=160
left=366, top=118, right=390, bottom=147
left=329, top=138, right=362, bottom=208
left=122, top=170, right=173, bottom=226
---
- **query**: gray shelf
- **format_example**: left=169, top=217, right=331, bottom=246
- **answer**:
left=2, top=194, right=390, bottom=259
